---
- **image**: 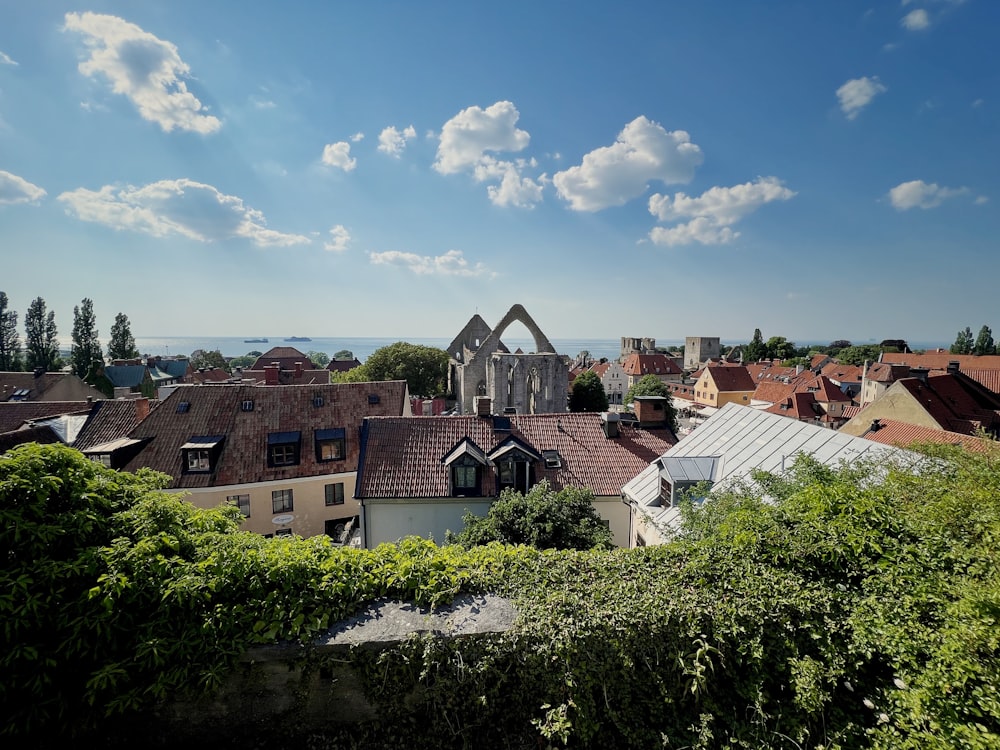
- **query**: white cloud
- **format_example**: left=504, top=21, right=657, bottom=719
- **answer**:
left=369, top=249, right=492, bottom=277
left=0, top=170, right=46, bottom=204
left=485, top=161, right=545, bottom=208
left=251, top=96, right=276, bottom=109
left=975, top=195, right=989, bottom=205
left=647, top=176, right=796, bottom=247
left=57, top=178, right=310, bottom=246
left=350, top=132, right=364, bottom=142
left=0, top=51, right=17, bottom=66
left=901, top=9, right=930, bottom=29
left=63, top=12, right=221, bottom=134
left=836, top=76, right=888, bottom=120
left=321, top=141, right=357, bottom=171
left=378, top=125, right=416, bottom=157
left=553, top=116, right=704, bottom=212
left=324, top=224, right=350, bottom=252
left=887, top=179, right=968, bottom=210
left=433, top=101, right=530, bottom=175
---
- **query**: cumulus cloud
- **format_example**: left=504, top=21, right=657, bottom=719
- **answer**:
left=0, top=171, right=46, bottom=204
left=0, top=51, right=17, bottom=66
left=321, top=141, right=357, bottom=171
left=378, top=125, right=416, bottom=157
left=485, top=160, right=545, bottom=208
left=368, top=249, right=492, bottom=277
left=350, top=132, right=364, bottom=142
left=63, top=12, right=220, bottom=134
left=553, top=116, right=704, bottom=212
left=836, top=76, right=888, bottom=120
left=647, top=176, right=796, bottom=247
left=888, top=180, right=968, bottom=210
left=901, top=9, right=931, bottom=29
left=57, top=178, right=309, bottom=246
left=434, top=101, right=530, bottom=175
left=324, top=224, right=350, bottom=252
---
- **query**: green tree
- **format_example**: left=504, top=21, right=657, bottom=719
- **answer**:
left=334, top=349, right=354, bottom=360
left=743, top=328, right=766, bottom=363
left=973, top=324, right=995, bottom=355
left=24, top=296, right=59, bottom=372
left=107, top=312, right=140, bottom=360
left=765, top=336, right=796, bottom=361
left=0, top=291, right=22, bottom=371
left=70, top=298, right=102, bottom=378
left=835, top=344, right=883, bottom=366
left=190, top=349, right=228, bottom=371
left=951, top=326, right=974, bottom=355
left=307, top=350, right=331, bottom=368
left=355, top=341, right=449, bottom=396
left=569, top=369, right=608, bottom=412
left=228, top=352, right=259, bottom=369
left=450, top=480, right=613, bottom=550
left=330, top=366, right=371, bottom=384
left=625, top=374, right=678, bottom=431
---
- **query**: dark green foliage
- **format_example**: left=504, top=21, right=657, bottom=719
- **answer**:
left=189, top=348, right=227, bottom=371
left=107, top=312, right=139, bottom=360
left=334, top=349, right=355, bottom=360
left=765, top=335, right=796, bottom=360
left=569, top=369, right=608, bottom=412
left=836, top=344, right=884, bottom=366
left=70, top=297, right=101, bottom=378
left=974, top=325, right=995, bottom=355
left=336, top=341, right=449, bottom=396
left=306, top=349, right=331, bottom=367
left=743, top=327, right=766, bottom=363
left=952, top=326, right=975, bottom=355
left=7, top=441, right=1000, bottom=748
left=450, top=481, right=613, bottom=551
left=0, top=290, right=22, bottom=371
left=626, top=374, right=678, bottom=431
left=24, top=296, right=59, bottom=372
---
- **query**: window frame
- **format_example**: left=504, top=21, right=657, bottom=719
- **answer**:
left=227, top=493, right=251, bottom=518
left=271, top=488, right=294, bottom=513
left=325, top=482, right=345, bottom=506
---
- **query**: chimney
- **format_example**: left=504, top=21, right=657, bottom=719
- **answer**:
left=295, top=361, right=303, bottom=377
left=633, top=396, right=667, bottom=427
left=911, top=367, right=929, bottom=384
left=33, top=367, right=44, bottom=378
left=796, top=364, right=804, bottom=375
left=265, top=365, right=279, bottom=385
left=134, top=397, right=151, bottom=421
left=475, top=396, right=492, bottom=417
left=947, top=361, right=960, bottom=375
left=601, top=411, right=620, bottom=439
left=869, top=418, right=882, bottom=432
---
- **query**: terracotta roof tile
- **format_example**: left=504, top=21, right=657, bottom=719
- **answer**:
left=621, top=353, right=682, bottom=376
left=357, top=413, right=676, bottom=499
left=862, top=419, right=993, bottom=453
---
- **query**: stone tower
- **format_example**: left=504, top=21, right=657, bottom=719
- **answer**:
left=685, top=336, right=721, bottom=370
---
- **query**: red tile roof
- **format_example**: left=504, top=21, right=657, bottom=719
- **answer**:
left=863, top=362, right=910, bottom=383
left=621, top=353, right=682, bottom=377
left=124, top=381, right=409, bottom=488
left=896, top=373, right=1000, bottom=435
left=249, top=347, right=311, bottom=370
left=704, top=366, right=756, bottom=392
left=820, top=363, right=864, bottom=384
left=357, top=413, right=676, bottom=499
left=861, top=419, right=993, bottom=454
left=881, top=352, right=1000, bottom=371
left=326, top=358, right=362, bottom=373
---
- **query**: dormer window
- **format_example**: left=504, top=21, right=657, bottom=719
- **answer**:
left=315, top=428, right=346, bottom=462
left=181, top=435, right=224, bottom=474
left=542, top=450, right=561, bottom=469
left=442, top=437, right=489, bottom=498
left=267, top=431, right=301, bottom=467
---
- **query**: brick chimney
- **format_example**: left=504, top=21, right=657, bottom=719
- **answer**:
left=294, top=361, right=303, bottom=378
left=265, top=365, right=279, bottom=385
left=633, top=396, right=668, bottom=427
left=134, top=397, right=151, bottom=422
left=475, top=396, right=492, bottom=417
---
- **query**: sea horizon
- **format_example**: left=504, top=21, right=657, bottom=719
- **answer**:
left=62, top=335, right=955, bottom=364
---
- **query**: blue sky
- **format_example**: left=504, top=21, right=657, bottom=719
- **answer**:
left=0, top=1, right=996, bottom=347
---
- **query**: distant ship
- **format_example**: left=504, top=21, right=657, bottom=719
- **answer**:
left=284, top=336, right=312, bottom=342
left=244, top=337, right=269, bottom=343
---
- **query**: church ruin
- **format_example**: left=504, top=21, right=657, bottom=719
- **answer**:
left=447, top=304, right=569, bottom=415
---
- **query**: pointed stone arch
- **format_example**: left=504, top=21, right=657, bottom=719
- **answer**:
left=478, top=304, right=555, bottom=356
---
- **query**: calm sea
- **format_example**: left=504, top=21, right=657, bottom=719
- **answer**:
left=129, top=336, right=652, bottom=363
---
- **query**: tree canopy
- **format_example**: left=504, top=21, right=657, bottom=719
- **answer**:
left=449, top=480, right=613, bottom=551
left=70, top=298, right=102, bottom=379
left=743, top=327, right=767, bottom=363
left=189, top=349, right=228, bottom=371
left=568, top=369, right=608, bottom=412
left=974, top=324, right=995, bottom=355
left=306, top=350, right=331, bottom=367
left=107, top=312, right=139, bottom=361
left=333, top=341, right=448, bottom=396
left=0, top=291, right=21, bottom=371
left=333, top=349, right=355, bottom=360
left=835, top=344, right=883, bottom=366
left=24, top=296, right=59, bottom=372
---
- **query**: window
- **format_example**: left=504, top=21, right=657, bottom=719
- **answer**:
left=325, top=482, right=345, bottom=506
left=313, top=396, right=324, bottom=407
left=267, top=431, right=301, bottom=467
left=315, top=428, right=346, bottom=461
left=272, top=489, right=293, bottom=513
left=275, top=527, right=293, bottom=537
left=186, top=449, right=210, bottom=472
left=368, top=393, right=380, bottom=405
left=228, top=494, right=251, bottom=517
left=241, top=400, right=254, bottom=412
left=542, top=450, right=561, bottom=469
left=91, top=454, right=113, bottom=468
left=176, top=401, right=190, bottom=413
left=453, top=465, right=477, bottom=489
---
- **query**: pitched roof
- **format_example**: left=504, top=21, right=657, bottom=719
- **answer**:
left=124, top=381, right=409, bottom=488
left=103, top=364, right=148, bottom=388
left=74, top=398, right=150, bottom=450
left=880, top=352, right=1000, bottom=371
left=326, top=358, right=362, bottom=373
left=896, top=373, right=1000, bottom=434
left=357, top=412, right=676, bottom=499
left=703, top=365, right=756, bottom=392
left=249, top=347, right=310, bottom=370
left=861, top=419, right=993, bottom=454
left=0, top=400, right=93, bottom=433
left=621, top=353, right=682, bottom=376
left=765, top=392, right=820, bottom=420
left=0, top=371, right=71, bottom=401
left=820, top=362, right=864, bottom=384
left=864, top=362, right=910, bottom=384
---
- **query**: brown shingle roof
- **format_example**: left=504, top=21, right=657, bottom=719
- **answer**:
left=0, top=372, right=67, bottom=401
left=249, top=347, right=311, bottom=370
left=357, top=413, right=676, bottom=499
left=0, top=401, right=93, bottom=433
left=74, top=399, right=150, bottom=450
left=124, top=381, right=409, bottom=488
